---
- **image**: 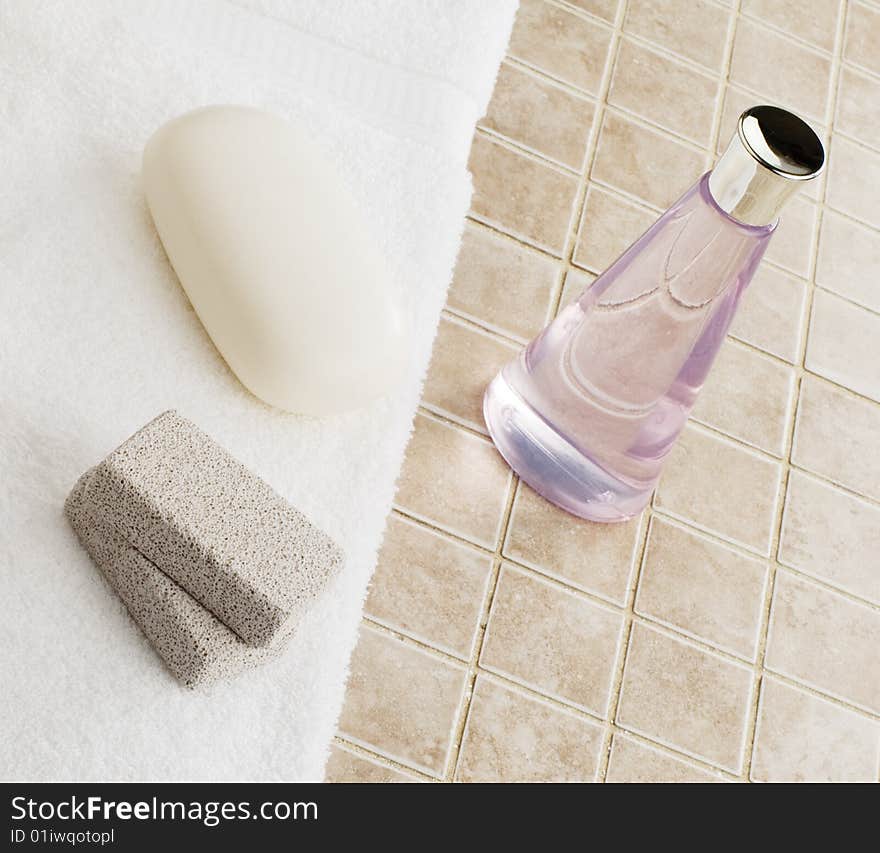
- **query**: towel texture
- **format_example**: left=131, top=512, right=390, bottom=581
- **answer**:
left=0, top=0, right=516, bottom=779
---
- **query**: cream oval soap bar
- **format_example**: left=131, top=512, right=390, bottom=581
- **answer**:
left=143, top=105, right=407, bottom=415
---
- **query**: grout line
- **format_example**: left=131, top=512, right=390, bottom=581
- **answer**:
left=741, top=0, right=851, bottom=781
left=330, top=736, right=437, bottom=783
left=443, top=475, right=518, bottom=780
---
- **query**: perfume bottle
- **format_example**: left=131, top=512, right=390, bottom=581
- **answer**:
left=483, top=106, right=825, bottom=522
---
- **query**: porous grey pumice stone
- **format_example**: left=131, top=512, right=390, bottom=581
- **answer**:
left=81, top=410, right=344, bottom=647
left=65, top=470, right=284, bottom=688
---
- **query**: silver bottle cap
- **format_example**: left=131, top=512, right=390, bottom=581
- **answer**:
left=708, top=105, right=825, bottom=227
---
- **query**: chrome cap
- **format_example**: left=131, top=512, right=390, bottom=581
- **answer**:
left=708, top=105, right=825, bottom=227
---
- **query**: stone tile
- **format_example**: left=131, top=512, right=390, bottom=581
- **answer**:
left=752, top=676, right=880, bottom=782
left=508, top=0, right=613, bottom=94
left=481, top=61, right=595, bottom=170
left=766, top=571, right=880, bottom=715
left=394, top=412, right=511, bottom=549
left=624, top=0, right=731, bottom=72
left=807, top=288, right=880, bottom=402
left=455, top=676, right=604, bottom=781
left=365, top=514, right=493, bottom=658
left=606, top=733, right=725, bottom=782
left=792, top=376, right=880, bottom=502
left=729, top=262, right=808, bottom=363
left=655, top=424, right=782, bottom=555
left=573, top=183, right=656, bottom=273
left=609, top=38, right=718, bottom=147
left=591, top=111, right=706, bottom=210
left=827, top=135, right=880, bottom=230
left=337, top=627, right=466, bottom=776
left=446, top=222, right=561, bottom=341
left=480, top=564, right=623, bottom=714
left=762, top=195, right=819, bottom=279
left=324, top=744, right=420, bottom=782
left=742, top=0, right=841, bottom=52
left=692, top=337, right=795, bottom=456
left=617, top=622, right=754, bottom=772
left=504, top=482, right=640, bottom=605
left=558, top=267, right=596, bottom=312
left=779, top=470, right=880, bottom=605
left=816, top=209, right=880, bottom=314
left=836, top=65, right=880, bottom=152
left=565, top=0, right=619, bottom=22
left=636, top=517, right=768, bottom=660
left=422, top=314, right=519, bottom=432
left=729, top=18, right=831, bottom=121
left=469, top=134, right=579, bottom=255
left=844, top=1, right=880, bottom=75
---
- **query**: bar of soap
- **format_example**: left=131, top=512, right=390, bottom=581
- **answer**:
left=66, top=472, right=279, bottom=688
left=143, top=105, right=408, bottom=415
left=80, top=411, right=344, bottom=648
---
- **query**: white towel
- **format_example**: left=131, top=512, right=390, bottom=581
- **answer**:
left=0, top=0, right=516, bottom=780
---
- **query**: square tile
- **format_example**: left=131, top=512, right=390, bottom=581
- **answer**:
left=636, top=517, right=769, bottom=660
left=481, top=61, right=595, bottom=170
left=766, top=571, right=880, bottom=715
left=827, top=135, right=880, bottom=230
left=816, top=208, right=880, bottom=314
left=617, top=622, right=754, bottom=772
left=606, top=733, right=724, bottom=782
left=558, top=267, right=596, bottom=311
left=762, top=195, right=819, bottom=279
left=729, top=262, right=808, bottom=363
left=729, top=18, right=831, bottom=121
left=504, top=482, right=641, bottom=605
left=480, top=563, right=623, bottom=714
left=591, top=111, right=706, bottom=210
left=792, top=376, right=880, bottom=502
left=751, top=676, right=880, bottom=782
left=624, top=0, right=731, bottom=72
left=655, top=424, right=782, bottom=555
left=780, top=470, right=880, bottom=606
left=844, top=1, right=880, bottom=75
left=573, top=183, right=656, bottom=273
left=807, top=288, right=880, bottom=403
left=742, top=0, right=841, bottom=52
left=324, top=744, right=419, bottom=782
left=337, top=627, right=467, bottom=776
left=455, top=676, right=604, bottom=781
left=692, top=337, right=796, bottom=456
left=365, top=514, right=493, bottom=658
left=422, top=313, right=519, bottom=432
left=394, top=412, right=512, bottom=548
left=508, top=0, right=613, bottom=94
left=469, top=133, right=579, bottom=255
left=835, top=65, right=880, bottom=151
left=446, top=221, right=561, bottom=341
left=609, top=38, right=718, bottom=147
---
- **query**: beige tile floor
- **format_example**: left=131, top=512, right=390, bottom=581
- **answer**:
left=328, top=0, right=880, bottom=782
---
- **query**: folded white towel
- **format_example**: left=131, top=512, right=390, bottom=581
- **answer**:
left=0, top=0, right=515, bottom=780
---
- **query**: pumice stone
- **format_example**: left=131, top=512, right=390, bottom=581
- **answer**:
left=143, top=105, right=408, bottom=415
left=81, top=411, right=345, bottom=648
left=66, top=472, right=281, bottom=688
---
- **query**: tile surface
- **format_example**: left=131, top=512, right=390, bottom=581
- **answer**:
left=751, top=676, right=880, bottom=782
left=618, top=623, right=754, bottom=773
left=481, top=564, right=623, bottom=714
left=766, top=572, right=880, bottom=715
left=338, top=627, right=466, bottom=776
left=636, top=518, right=768, bottom=660
left=365, top=514, right=493, bottom=658
left=338, top=0, right=880, bottom=784
left=324, top=745, right=419, bottom=783
left=456, top=676, right=604, bottom=782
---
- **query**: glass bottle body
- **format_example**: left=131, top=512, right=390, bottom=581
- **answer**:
left=483, top=173, right=775, bottom=522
